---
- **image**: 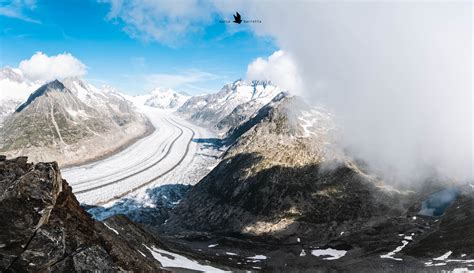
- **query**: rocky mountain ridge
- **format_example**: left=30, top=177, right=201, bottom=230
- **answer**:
left=177, top=79, right=283, bottom=132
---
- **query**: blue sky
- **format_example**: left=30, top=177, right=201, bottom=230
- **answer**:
left=0, top=0, right=277, bottom=95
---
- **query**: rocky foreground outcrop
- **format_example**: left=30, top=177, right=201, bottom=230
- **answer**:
left=0, top=156, right=165, bottom=272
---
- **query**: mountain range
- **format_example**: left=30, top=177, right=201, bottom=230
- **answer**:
left=122, top=88, right=190, bottom=110
left=177, top=80, right=283, bottom=133
left=0, top=73, right=472, bottom=272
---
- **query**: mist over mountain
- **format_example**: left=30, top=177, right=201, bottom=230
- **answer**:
left=216, top=1, right=473, bottom=184
left=0, top=67, right=41, bottom=123
left=162, top=90, right=474, bottom=271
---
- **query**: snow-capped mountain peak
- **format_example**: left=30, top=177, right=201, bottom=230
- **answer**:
left=62, top=77, right=108, bottom=106
left=0, top=67, right=25, bottom=83
left=144, top=88, right=190, bottom=109
left=177, top=79, right=283, bottom=130
left=16, top=80, right=67, bottom=112
left=220, top=79, right=281, bottom=103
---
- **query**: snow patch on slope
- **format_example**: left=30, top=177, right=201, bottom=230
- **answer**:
left=311, top=248, right=347, bottom=260
left=103, top=222, right=120, bottom=235
left=380, top=240, right=410, bottom=261
left=144, top=244, right=229, bottom=272
left=298, top=108, right=334, bottom=139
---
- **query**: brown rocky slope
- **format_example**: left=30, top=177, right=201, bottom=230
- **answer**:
left=161, top=96, right=473, bottom=271
left=166, top=96, right=409, bottom=239
left=0, top=155, right=166, bottom=272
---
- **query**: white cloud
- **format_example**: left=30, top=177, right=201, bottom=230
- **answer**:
left=246, top=50, right=302, bottom=94
left=0, top=0, right=40, bottom=24
left=232, top=1, right=473, bottom=183
left=18, top=52, right=87, bottom=82
left=99, top=0, right=216, bottom=46
left=94, top=0, right=472, bottom=182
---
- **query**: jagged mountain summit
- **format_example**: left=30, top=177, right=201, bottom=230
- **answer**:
left=15, top=79, right=65, bottom=112
left=0, top=79, right=151, bottom=166
left=177, top=79, right=283, bottom=132
left=62, top=77, right=142, bottom=115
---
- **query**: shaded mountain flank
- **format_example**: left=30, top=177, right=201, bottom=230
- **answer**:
left=0, top=79, right=152, bottom=167
left=166, top=96, right=407, bottom=236
left=160, top=96, right=474, bottom=271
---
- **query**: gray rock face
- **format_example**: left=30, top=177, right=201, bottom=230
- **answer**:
left=215, top=98, right=271, bottom=136
left=0, top=156, right=165, bottom=272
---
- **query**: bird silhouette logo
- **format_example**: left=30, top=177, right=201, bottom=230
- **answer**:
left=233, top=12, right=242, bottom=24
